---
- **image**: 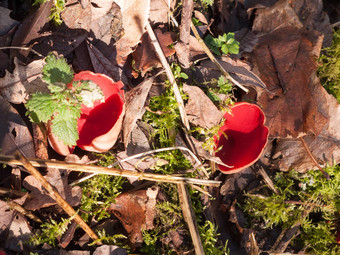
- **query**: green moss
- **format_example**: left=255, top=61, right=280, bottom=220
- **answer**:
left=318, top=29, right=340, bottom=103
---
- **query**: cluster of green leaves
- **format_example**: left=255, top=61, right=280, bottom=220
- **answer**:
left=89, top=229, right=127, bottom=247
left=26, top=54, right=104, bottom=146
left=33, top=0, right=66, bottom=25
left=205, top=33, right=240, bottom=56
left=199, top=221, right=229, bottom=254
left=318, top=29, right=340, bottom=103
left=242, top=165, right=340, bottom=255
left=30, top=213, right=77, bottom=247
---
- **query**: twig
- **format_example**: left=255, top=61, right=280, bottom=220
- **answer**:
left=177, top=182, right=205, bottom=255
left=299, top=137, right=329, bottom=180
left=0, top=46, right=44, bottom=58
left=14, top=151, right=100, bottom=243
left=0, top=187, right=29, bottom=198
left=0, top=154, right=221, bottom=187
left=256, top=166, right=279, bottom=194
left=7, top=200, right=42, bottom=223
left=71, top=146, right=209, bottom=186
left=190, top=22, right=249, bottom=93
left=146, top=21, right=191, bottom=130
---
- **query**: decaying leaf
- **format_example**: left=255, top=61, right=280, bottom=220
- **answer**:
left=5, top=213, right=32, bottom=252
left=108, top=187, right=159, bottom=246
left=183, top=84, right=223, bottom=129
left=0, top=58, right=46, bottom=104
left=149, top=0, right=176, bottom=25
left=123, top=76, right=155, bottom=146
left=114, top=0, right=150, bottom=63
left=23, top=168, right=82, bottom=210
left=93, top=245, right=127, bottom=255
left=250, top=27, right=327, bottom=138
left=132, top=30, right=176, bottom=77
left=272, top=75, right=340, bottom=172
left=0, top=95, right=35, bottom=157
left=11, top=1, right=52, bottom=58
left=87, top=40, right=127, bottom=84
left=0, top=6, right=19, bottom=36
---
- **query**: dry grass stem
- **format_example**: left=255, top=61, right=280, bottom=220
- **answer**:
left=14, top=151, right=100, bottom=243
left=7, top=200, right=42, bottom=223
left=0, top=154, right=221, bottom=187
left=177, top=182, right=205, bottom=255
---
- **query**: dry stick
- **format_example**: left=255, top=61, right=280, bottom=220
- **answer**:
left=190, top=22, right=249, bottom=93
left=0, top=154, right=221, bottom=187
left=0, top=46, right=44, bottom=57
left=146, top=21, right=191, bottom=131
left=257, top=166, right=279, bottom=194
left=14, top=151, right=101, bottom=243
left=177, top=182, right=205, bottom=255
left=299, top=137, right=329, bottom=180
left=7, top=200, right=42, bottom=223
left=71, top=146, right=208, bottom=186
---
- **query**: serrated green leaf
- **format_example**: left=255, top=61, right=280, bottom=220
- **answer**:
left=218, top=35, right=226, bottom=42
left=206, top=91, right=221, bottom=102
left=26, top=93, right=58, bottom=123
left=221, top=44, right=229, bottom=55
left=51, top=105, right=80, bottom=146
left=43, top=54, right=73, bottom=85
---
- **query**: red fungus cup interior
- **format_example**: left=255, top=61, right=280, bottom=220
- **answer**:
left=214, top=102, right=269, bottom=174
left=70, top=71, right=125, bottom=149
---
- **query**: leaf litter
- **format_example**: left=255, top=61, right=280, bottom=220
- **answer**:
left=0, top=0, right=339, bottom=254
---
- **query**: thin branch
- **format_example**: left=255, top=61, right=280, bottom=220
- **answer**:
left=14, top=151, right=100, bottom=243
left=177, top=182, right=205, bottom=255
left=146, top=21, right=191, bottom=130
left=0, top=46, right=44, bottom=58
left=190, top=22, right=249, bottom=93
left=299, top=137, right=329, bottom=180
left=71, top=146, right=209, bottom=186
left=7, top=200, right=42, bottom=223
left=0, top=154, right=221, bottom=187
left=256, top=166, right=279, bottom=194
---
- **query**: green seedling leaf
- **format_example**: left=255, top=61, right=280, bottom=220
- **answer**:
left=221, top=44, right=229, bottom=55
left=228, top=43, right=240, bottom=54
left=205, top=32, right=240, bottom=56
left=180, top=72, right=189, bottom=79
left=43, top=54, right=73, bottom=85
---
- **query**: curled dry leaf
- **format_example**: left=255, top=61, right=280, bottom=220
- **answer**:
left=5, top=213, right=32, bottom=252
left=0, top=58, right=46, bottom=104
left=108, top=187, right=159, bottom=246
left=183, top=84, right=223, bottom=129
left=123, top=76, right=154, bottom=147
left=0, top=95, right=35, bottom=158
left=132, top=30, right=176, bottom=77
left=114, top=0, right=150, bottom=64
left=23, top=168, right=82, bottom=210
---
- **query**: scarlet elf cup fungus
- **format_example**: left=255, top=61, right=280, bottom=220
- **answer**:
left=48, top=71, right=125, bottom=155
left=214, top=102, right=269, bottom=174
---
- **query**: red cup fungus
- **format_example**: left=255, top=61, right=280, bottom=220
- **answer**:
left=48, top=71, right=125, bottom=156
left=214, top=102, right=269, bottom=174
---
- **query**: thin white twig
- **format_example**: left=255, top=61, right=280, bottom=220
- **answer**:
left=0, top=46, right=44, bottom=58
left=70, top=146, right=208, bottom=186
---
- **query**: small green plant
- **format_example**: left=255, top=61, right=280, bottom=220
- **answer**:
left=242, top=165, right=340, bottom=254
left=200, top=0, right=214, bottom=7
left=204, top=33, right=240, bottom=56
left=199, top=221, right=229, bottom=255
left=26, top=53, right=104, bottom=146
left=33, top=0, right=66, bottom=25
left=30, top=212, right=77, bottom=247
left=318, top=29, right=340, bottom=103
left=89, top=229, right=127, bottom=247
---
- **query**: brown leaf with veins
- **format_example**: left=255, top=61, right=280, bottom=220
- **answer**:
left=23, top=168, right=82, bottom=210
left=250, top=26, right=327, bottom=138
left=108, top=187, right=159, bottom=246
left=132, top=30, right=176, bottom=77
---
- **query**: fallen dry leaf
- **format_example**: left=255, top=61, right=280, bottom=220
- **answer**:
left=149, top=0, right=176, bottom=25
left=250, top=26, right=327, bottom=138
left=108, top=187, right=159, bottom=246
left=183, top=84, right=223, bottom=129
left=132, top=30, right=176, bottom=77
left=11, top=1, right=52, bottom=58
left=123, top=76, right=155, bottom=146
left=0, top=6, right=19, bottom=36
left=0, top=95, right=35, bottom=158
left=93, top=245, right=127, bottom=255
left=271, top=75, right=340, bottom=172
left=23, top=168, right=82, bottom=210
left=114, top=0, right=150, bottom=63
left=87, top=40, right=128, bottom=84
left=0, top=58, right=46, bottom=104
